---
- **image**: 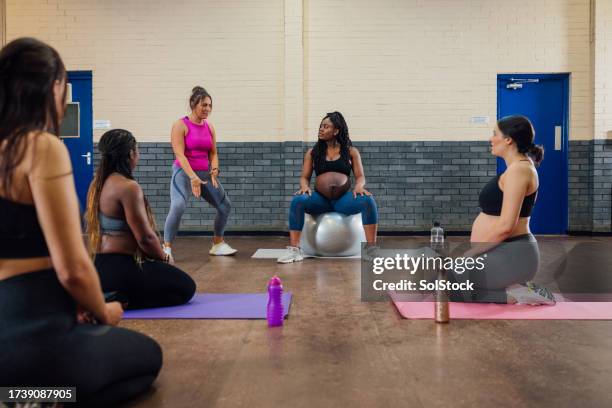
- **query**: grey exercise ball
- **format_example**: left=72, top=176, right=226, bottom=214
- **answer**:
left=300, top=212, right=366, bottom=257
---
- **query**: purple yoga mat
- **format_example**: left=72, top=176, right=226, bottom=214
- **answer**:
left=123, top=293, right=292, bottom=319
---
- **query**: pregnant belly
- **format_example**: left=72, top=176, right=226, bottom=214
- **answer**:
left=470, top=213, right=498, bottom=241
left=471, top=212, right=531, bottom=242
left=315, top=172, right=350, bottom=200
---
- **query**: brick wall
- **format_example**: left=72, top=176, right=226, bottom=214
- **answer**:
left=569, top=141, right=593, bottom=231
left=305, top=0, right=593, bottom=142
left=6, top=0, right=285, bottom=142
left=93, top=140, right=612, bottom=233
left=593, top=140, right=612, bottom=231
left=0, top=0, right=5, bottom=46
left=94, top=140, right=612, bottom=233
left=8, top=0, right=612, bottom=233
left=7, top=0, right=597, bottom=143
left=594, top=0, right=612, bottom=140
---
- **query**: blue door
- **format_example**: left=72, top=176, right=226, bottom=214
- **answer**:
left=60, top=71, right=93, bottom=211
left=497, top=74, right=569, bottom=234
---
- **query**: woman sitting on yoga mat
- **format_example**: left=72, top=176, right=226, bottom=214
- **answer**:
left=86, top=129, right=196, bottom=310
left=0, top=38, right=162, bottom=406
left=277, top=111, right=378, bottom=263
left=451, top=115, right=555, bottom=305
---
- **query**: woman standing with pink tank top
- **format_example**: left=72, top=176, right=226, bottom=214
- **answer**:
left=163, top=86, right=237, bottom=256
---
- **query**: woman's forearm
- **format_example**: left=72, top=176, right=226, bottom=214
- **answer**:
left=57, top=260, right=108, bottom=323
left=175, top=154, right=198, bottom=179
left=138, top=234, right=167, bottom=260
left=354, top=176, right=366, bottom=189
left=208, top=150, right=219, bottom=171
left=300, top=177, right=311, bottom=189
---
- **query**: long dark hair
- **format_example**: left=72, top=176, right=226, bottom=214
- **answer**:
left=312, top=111, right=352, bottom=170
left=498, top=115, right=544, bottom=166
left=86, top=129, right=158, bottom=256
left=0, top=37, right=66, bottom=197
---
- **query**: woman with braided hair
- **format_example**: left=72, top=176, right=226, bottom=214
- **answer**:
left=277, top=111, right=379, bottom=263
left=86, top=129, right=196, bottom=309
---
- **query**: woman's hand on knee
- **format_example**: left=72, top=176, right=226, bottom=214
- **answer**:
left=102, top=301, right=124, bottom=326
left=353, top=186, right=372, bottom=198
left=190, top=176, right=207, bottom=198
left=210, top=174, right=220, bottom=189
left=76, top=306, right=96, bottom=324
left=295, top=186, right=312, bottom=196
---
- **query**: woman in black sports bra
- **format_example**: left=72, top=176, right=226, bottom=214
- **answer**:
left=86, top=129, right=196, bottom=309
left=450, top=115, right=555, bottom=305
left=0, top=38, right=162, bottom=405
left=277, top=111, right=379, bottom=263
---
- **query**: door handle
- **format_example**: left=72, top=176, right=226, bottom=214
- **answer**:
left=81, top=152, right=92, bottom=165
left=554, top=126, right=562, bottom=151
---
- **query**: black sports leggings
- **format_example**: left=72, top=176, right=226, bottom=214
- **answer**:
left=0, top=269, right=163, bottom=407
left=95, top=253, right=196, bottom=310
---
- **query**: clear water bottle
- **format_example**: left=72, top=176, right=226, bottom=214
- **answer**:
left=430, top=221, right=449, bottom=323
left=267, top=276, right=284, bottom=327
left=430, top=221, right=444, bottom=244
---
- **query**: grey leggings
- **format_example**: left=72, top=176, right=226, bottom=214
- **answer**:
left=163, top=164, right=231, bottom=242
left=448, top=234, right=540, bottom=303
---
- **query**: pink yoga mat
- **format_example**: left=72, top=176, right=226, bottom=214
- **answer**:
left=391, top=295, right=612, bottom=320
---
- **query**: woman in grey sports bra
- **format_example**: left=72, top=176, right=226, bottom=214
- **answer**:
left=99, top=212, right=130, bottom=234
left=86, top=129, right=196, bottom=310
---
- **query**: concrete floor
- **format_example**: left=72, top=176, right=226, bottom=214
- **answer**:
left=122, top=236, right=612, bottom=408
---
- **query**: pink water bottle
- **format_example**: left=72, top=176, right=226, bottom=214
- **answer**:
left=267, top=276, right=284, bottom=327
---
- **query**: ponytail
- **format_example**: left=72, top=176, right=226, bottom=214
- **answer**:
left=526, top=144, right=544, bottom=166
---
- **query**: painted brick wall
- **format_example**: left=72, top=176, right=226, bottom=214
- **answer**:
left=592, top=139, right=612, bottom=231
left=6, top=0, right=285, bottom=142
left=95, top=141, right=494, bottom=232
left=6, top=1, right=611, bottom=232
left=305, top=0, right=593, bottom=142
left=594, top=0, right=612, bottom=140
left=94, top=140, right=612, bottom=233
left=6, top=0, right=598, bottom=143
left=569, top=140, right=593, bottom=231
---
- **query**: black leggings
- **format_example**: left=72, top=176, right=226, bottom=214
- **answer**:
left=95, top=253, right=196, bottom=310
left=448, top=234, right=540, bottom=303
left=0, top=269, right=162, bottom=407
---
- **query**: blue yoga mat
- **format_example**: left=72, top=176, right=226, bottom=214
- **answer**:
left=123, top=293, right=293, bottom=319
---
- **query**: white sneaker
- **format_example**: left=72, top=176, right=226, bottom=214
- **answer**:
left=163, top=246, right=172, bottom=257
left=277, top=246, right=304, bottom=264
left=209, top=242, right=238, bottom=256
left=507, top=282, right=556, bottom=305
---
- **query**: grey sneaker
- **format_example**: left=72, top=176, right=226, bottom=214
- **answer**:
left=361, top=245, right=380, bottom=262
left=507, top=282, right=556, bottom=305
left=277, top=246, right=304, bottom=264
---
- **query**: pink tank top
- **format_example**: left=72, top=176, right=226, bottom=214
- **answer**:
left=174, top=116, right=213, bottom=171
